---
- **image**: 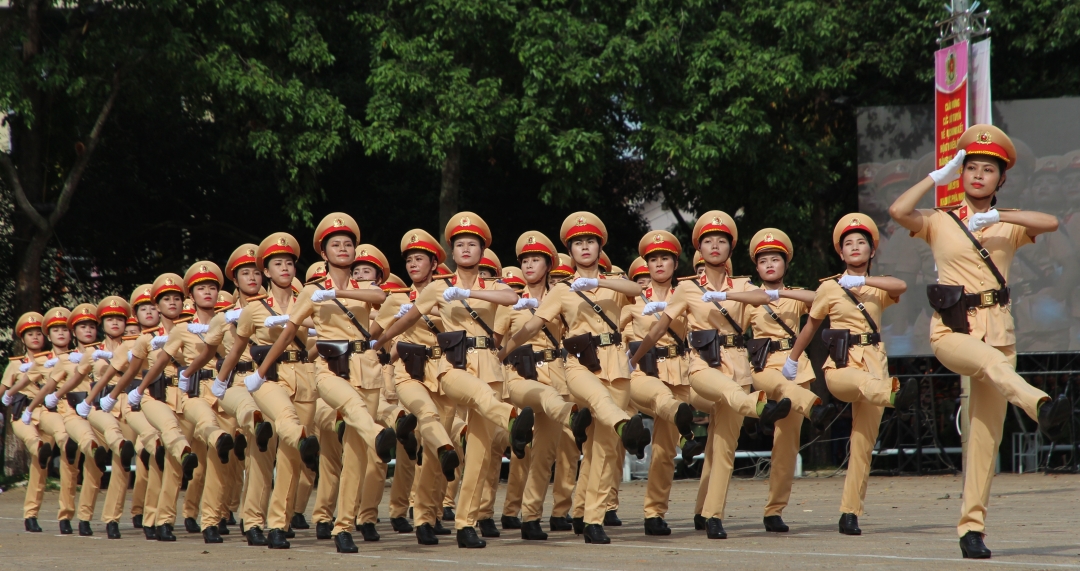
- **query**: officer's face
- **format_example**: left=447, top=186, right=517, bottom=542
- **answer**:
left=235, top=264, right=263, bottom=296
left=102, top=316, right=125, bottom=338
left=635, top=275, right=651, bottom=288
left=756, top=253, right=786, bottom=283
left=136, top=303, right=160, bottom=328
left=452, top=236, right=483, bottom=268
left=191, top=283, right=219, bottom=310
left=569, top=237, right=600, bottom=267
left=696, top=265, right=706, bottom=277
left=962, top=159, right=1005, bottom=200
left=352, top=263, right=380, bottom=283
left=404, top=252, right=434, bottom=282
left=321, top=234, right=356, bottom=268
left=264, top=255, right=295, bottom=288
left=520, top=254, right=550, bottom=285
left=548, top=273, right=564, bottom=286
left=157, top=293, right=183, bottom=319
left=21, top=329, right=45, bottom=352
left=478, top=268, right=495, bottom=279
left=125, top=324, right=141, bottom=336
left=74, top=322, right=98, bottom=344
left=840, top=233, right=874, bottom=267
left=646, top=252, right=676, bottom=282
left=49, top=325, right=71, bottom=348
left=698, top=233, right=732, bottom=266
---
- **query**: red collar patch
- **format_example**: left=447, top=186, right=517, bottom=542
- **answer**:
left=408, top=290, right=417, bottom=302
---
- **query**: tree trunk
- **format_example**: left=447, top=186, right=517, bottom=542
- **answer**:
left=14, top=228, right=49, bottom=321
left=439, top=144, right=461, bottom=242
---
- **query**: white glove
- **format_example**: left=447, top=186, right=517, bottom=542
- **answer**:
left=1, top=391, right=11, bottom=406
left=44, top=393, right=58, bottom=409
left=127, top=350, right=133, bottom=362
left=701, top=291, right=726, bottom=303
left=394, top=303, right=413, bottom=319
left=443, top=287, right=471, bottom=301
left=100, top=394, right=117, bottom=413
left=150, top=335, right=168, bottom=350
left=67, top=352, right=83, bottom=364
left=19, top=362, right=31, bottom=373
left=513, top=298, right=539, bottom=311
left=177, top=371, right=191, bottom=392
left=307, top=328, right=317, bottom=337
left=570, top=278, right=599, bottom=292
left=369, top=340, right=377, bottom=349
left=127, top=389, right=142, bottom=407
left=187, top=323, right=209, bottom=334
left=642, top=301, right=667, bottom=316
left=224, top=309, right=242, bottom=324
left=264, top=314, right=290, bottom=328
left=91, top=350, right=113, bottom=361
left=968, top=210, right=1000, bottom=232
left=311, top=289, right=336, bottom=302
left=76, top=401, right=92, bottom=418
left=44, top=358, right=58, bottom=368
left=782, top=357, right=799, bottom=381
left=837, top=275, right=865, bottom=289
left=211, top=378, right=228, bottom=399
left=626, top=350, right=635, bottom=373
left=929, top=149, right=966, bottom=185
left=21, top=410, right=32, bottom=425
left=765, top=289, right=780, bottom=302
left=245, top=371, right=265, bottom=393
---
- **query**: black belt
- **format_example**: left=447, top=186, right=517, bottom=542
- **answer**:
left=278, top=349, right=308, bottom=364
left=766, top=338, right=795, bottom=353
left=714, top=333, right=744, bottom=348
left=349, top=340, right=369, bottom=353
left=592, top=332, right=621, bottom=347
left=533, top=347, right=567, bottom=362
left=847, top=332, right=880, bottom=346
left=962, top=287, right=1010, bottom=309
left=652, top=344, right=685, bottom=359
left=234, top=361, right=255, bottom=374
left=423, top=345, right=444, bottom=359
left=194, top=369, right=215, bottom=381
left=465, top=336, right=495, bottom=351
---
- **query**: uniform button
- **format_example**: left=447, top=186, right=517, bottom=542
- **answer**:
left=979, top=281, right=984, bottom=285
left=976, top=264, right=981, bottom=269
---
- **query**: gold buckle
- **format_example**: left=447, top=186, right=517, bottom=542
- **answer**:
left=723, top=334, right=736, bottom=346
left=779, top=338, right=792, bottom=351
left=351, top=341, right=366, bottom=353
left=474, top=336, right=489, bottom=349
left=283, top=349, right=300, bottom=363
left=541, top=349, right=555, bottom=362
left=598, top=332, right=614, bottom=346
left=859, top=333, right=870, bottom=345
left=666, top=346, right=678, bottom=358
left=431, top=346, right=442, bottom=358
left=980, top=291, right=995, bottom=307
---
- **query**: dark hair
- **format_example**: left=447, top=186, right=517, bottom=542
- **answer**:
left=452, top=233, right=486, bottom=250
left=320, top=231, right=356, bottom=254
left=754, top=250, right=787, bottom=264
left=963, top=154, right=1006, bottom=173
left=839, top=229, right=875, bottom=252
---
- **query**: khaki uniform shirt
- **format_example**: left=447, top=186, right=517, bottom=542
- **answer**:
left=49, top=344, right=98, bottom=416
left=912, top=202, right=1034, bottom=346
left=746, top=288, right=815, bottom=383
left=533, top=274, right=634, bottom=382
left=414, top=274, right=509, bottom=384
left=238, top=292, right=316, bottom=402
left=808, top=277, right=895, bottom=372
left=376, top=287, right=446, bottom=393
left=663, top=274, right=754, bottom=385
left=3, top=352, right=51, bottom=423
left=163, top=314, right=220, bottom=407
left=130, top=324, right=183, bottom=410
left=290, top=276, right=384, bottom=390
left=620, top=285, right=689, bottom=386
left=495, top=288, right=568, bottom=395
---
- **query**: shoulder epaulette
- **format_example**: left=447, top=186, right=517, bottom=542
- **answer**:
left=121, top=335, right=140, bottom=341
left=432, top=273, right=455, bottom=281
left=140, top=328, right=157, bottom=335
left=34, top=351, right=53, bottom=358
left=303, top=277, right=323, bottom=286
left=384, top=288, right=412, bottom=294
left=819, top=274, right=843, bottom=283
left=677, top=275, right=699, bottom=282
left=786, top=286, right=805, bottom=290
left=8, top=355, right=24, bottom=361
left=246, top=294, right=268, bottom=302
left=934, top=205, right=962, bottom=211
left=732, top=275, right=751, bottom=280
left=996, top=208, right=1021, bottom=212
left=173, top=316, right=194, bottom=324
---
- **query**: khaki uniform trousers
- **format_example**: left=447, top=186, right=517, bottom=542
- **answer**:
left=11, top=418, right=50, bottom=519
left=269, top=399, right=315, bottom=531
left=502, top=446, right=530, bottom=518
left=691, top=382, right=758, bottom=520
left=550, top=425, right=578, bottom=518
left=357, top=397, right=398, bottom=526
left=443, top=413, right=468, bottom=512
left=37, top=409, right=77, bottom=522
left=140, top=393, right=197, bottom=527
left=311, top=399, right=341, bottom=525
left=62, top=408, right=106, bottom=523
left=98, top=411, right=138, bottom=524
left=752, top=368, right=819, bottom=517
left=478, top=426, right=509, bottom=521
left=931, top=334, right=1048, bottom=537
left=402, top=387, right=457, bottom=526
left=332, top=386, right=383, bottom=536
left=630, top=377, right=693, bottom=518
left=119, top=403, right=156, bottom=521
left=518, top=409, right=567, bottom=522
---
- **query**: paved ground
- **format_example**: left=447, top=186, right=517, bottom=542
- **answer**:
left=1, top=472, right=1079, bottom=570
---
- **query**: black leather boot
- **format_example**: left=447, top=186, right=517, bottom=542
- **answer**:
left=478, top=518, right=500, bottom=537
left=619, top=415, right=647, bottom=458
left=285, top=527, right=295, bottom=538
left=390, top=517, right=413, bottom=533
left=1038, top=395, right=1071, bottom=439
left=334, top=531, right=359, bottom=553
left=156, top=524, right=176, bottom=541
left=24, top=517, right=42, bottom=532
left=415, top=523, right=439, bottom=545
left=119, top=440, right=135, bottom=472
left=674, top=402, right=695, bottom=436
left=572, top=516, right=585, bottom=535
left=38, top=442, right=51, bottom=470
left=215, top=433, right=234, bottom=465
left=643, top=517, right=670, bottom=536
left=245, top=526, right=267, bottom=546
left=155, top=444, right=166, bottom=471
left=65, top=439, right=78, bottom=465
left=570, top=408, right=592, bottom=450
left=335, top=419, right=345, bottom=443
left=810, top=402, right=839, bottom=431
left=582, top=523, right=610, bottom=544
left=694, top=514, right=706, bottom=530
left=359, top=522, right=380, bottom=541
left=106, top=521, right=121, bottom=539
left=79, top=520, right=93, bottom=536
left=501, top=515, right=522, bottom=529
left=375, top=427, right=397, bottom=463
left=255, top=421, right=273, bottom=452
left=759, top=398, right=792, bottom=429
left=291, top=512, right=310, bottom=530
left=959, top=530, right=991, bottom=559
left=316, top=520, right=333, bottom=540
left=143, top=526, right=158, bottom=540
left=299, top=436, right=320, bottom=472
left=706, top=517, right=727, bottom=539
left=181, top=451, right=198, bottom=480
left=456, top=526, right=486, bottom=548
left=59, top=519, right=73, bottom=534
left=203, top=526, right=223, bottom=543
left=603, top=510, right=622, bottom=526
left=132, top=514, right=143, bottom=529
left=139, top=449, right=151, bottom=471
left=892, top=379, right=918, bottom=411
left=549, top=515, right=572, bottom=532
left=233, top=432, right=248, bottom=461
left=218, top=517, right=230, bottom=535
left=227, top=512, right=237, bottom=526
left=681, top=437, right=706, bottom=464
left=93, top=445, right=111, bottom=474
left=838, top=513, right=861, bottom=535
left=433, top=519, right=452, bottom=535
left=764, top=515, right=789, bottom=532
left=396, top=413, right=418, bottom=460
left=520, top=519, right=548, bottom=540
left=267, top=528, right=291, bottom=549
left=442, top=506, right=455, bottom=522
left=509, top=407, right=535, bottom=459
left=184, top=517, right=200, bottom=533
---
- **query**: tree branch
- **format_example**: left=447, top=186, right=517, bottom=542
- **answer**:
left=49, top=71, right=121, bottom=227
left=0, top=151, right=49, bottom=232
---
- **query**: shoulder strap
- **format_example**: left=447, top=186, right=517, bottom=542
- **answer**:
left=572, top=290, right=620, bottom=333
left=762, top=303, right=799, bottom=338
left=528, top=307, right=561, bottom=348
left=259, top=299, right=308, bottom=351
left=420, top=314, right=441, bottom=335
left=640, top=293, right=684, bottom=346
left=691, top=281, right=744, bottom=336
left=946, top=210, right=1007, bottom=288
left=458, top=299, right=497, bottom=339
left=312, top=281, right=373, bottom=341
left=836, top=281, right=879, bottom=333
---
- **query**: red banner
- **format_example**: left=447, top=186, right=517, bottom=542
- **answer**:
left=935, top=41, right=968, bottom=207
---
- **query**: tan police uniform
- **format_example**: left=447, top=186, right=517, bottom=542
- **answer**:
left=3, top=312, right=52, bottom=524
